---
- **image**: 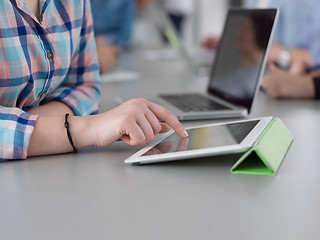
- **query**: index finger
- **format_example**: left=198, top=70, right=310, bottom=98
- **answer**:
left=146, top=100, right=188, bottom=138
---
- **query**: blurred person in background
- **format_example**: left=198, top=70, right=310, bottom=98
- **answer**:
left=161, top=0, right=194, bottom=36
left=203, top=0, right=314, bottom=73
left=262, top=2, right=320, bottom=99
left=244, top=0, right=314, bottom=73
left=202, top=0, right=320, bottom=100
left=91, top=0, right=153, bottom=73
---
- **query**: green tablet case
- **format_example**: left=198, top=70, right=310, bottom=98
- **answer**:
left=231, top=118, right=293, bottom=175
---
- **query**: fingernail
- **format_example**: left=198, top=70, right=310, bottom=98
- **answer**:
left=184, top=129, right=188, bottom=137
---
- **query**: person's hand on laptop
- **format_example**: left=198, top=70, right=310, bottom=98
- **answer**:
left=267, top=42, right=285, bottom=65
left=202, top=36, right=220, bottom=50
left=74, top=98, right=188, bottom=149
left=267, top=43, right=312, bottom=75
left=288, top=49, right=313, bottom=75
left=262, top=64, right=315, bottom=99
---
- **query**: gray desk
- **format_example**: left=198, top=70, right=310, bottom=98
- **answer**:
left=1, top=52, right=320, bottom=240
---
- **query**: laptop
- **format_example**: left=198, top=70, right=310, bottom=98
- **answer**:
left=152, top=8, right=278, bottom=120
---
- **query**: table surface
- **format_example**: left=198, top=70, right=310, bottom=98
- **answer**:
left=1, top=50, right=320, bottom=240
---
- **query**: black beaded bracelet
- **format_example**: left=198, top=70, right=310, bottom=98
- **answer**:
left=64, top=113, right=78, bottom=153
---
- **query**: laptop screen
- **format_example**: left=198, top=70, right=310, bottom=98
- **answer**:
left=208, top=9, right=277, bottom=111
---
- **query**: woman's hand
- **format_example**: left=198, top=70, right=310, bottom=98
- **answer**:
left=84, top=98, right=188, bottom=148
left=28, top=98, right=187, bottom=157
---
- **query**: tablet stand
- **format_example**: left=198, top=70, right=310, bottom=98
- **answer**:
left=231, top=118, right=293, bottom=175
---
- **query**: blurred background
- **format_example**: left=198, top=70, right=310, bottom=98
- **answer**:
left=134, top=0, right=242, bottom=48
left=94, top=0, right=320, bottom=102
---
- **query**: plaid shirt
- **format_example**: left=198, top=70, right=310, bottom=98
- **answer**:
left=0, top=0, right=101, bottom=160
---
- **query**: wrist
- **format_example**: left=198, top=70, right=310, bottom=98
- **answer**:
left=68, top=115, right=94, bottom=149
left=277, top=49, right=292, bottom=70
left=300, top=76, right=315, bottom=98
left=65, top=114, right=78, bottom=153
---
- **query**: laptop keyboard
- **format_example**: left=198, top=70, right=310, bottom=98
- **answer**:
left=160, top=94, right=229, bottom=112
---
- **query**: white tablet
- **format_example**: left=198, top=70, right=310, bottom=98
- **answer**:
left=125, top=117, right=274, bottom=165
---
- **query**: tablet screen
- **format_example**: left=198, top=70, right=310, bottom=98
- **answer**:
left=142, top=120, right=259, bottom=156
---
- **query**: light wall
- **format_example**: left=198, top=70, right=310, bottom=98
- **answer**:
left=197, top=0, right=228, bottom=39
left=183, top=0, right=228, bottom=47
left=134, top=0, right=228, bottom=47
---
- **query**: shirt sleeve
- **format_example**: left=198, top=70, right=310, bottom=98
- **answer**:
left=308, top=5, right=320, bottom=66
left=313, top=77, right=320, bottom=99
left=0, top=106, right=38, bottom=160
left=42, top=0, right=101, bottom=116
left=118, top=0, right=135, bottom=47
left=293, top=2, right=320, bottom=66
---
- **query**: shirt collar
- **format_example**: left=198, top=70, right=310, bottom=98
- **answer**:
left=10, top=0, right=51, bottom=13
left=10, top=0, right=52, bottom=24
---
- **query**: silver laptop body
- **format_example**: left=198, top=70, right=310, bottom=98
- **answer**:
left=154, top=8, right=279, bottom=120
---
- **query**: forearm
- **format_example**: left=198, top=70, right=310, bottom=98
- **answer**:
left=27, top=115, right=92, bottom=157
left=26, top=95, right=97, bottom=157
left=290, top=49, right=312, bottom=66
left=27, top=101, right=74, bottom=116
left=27, top=98, right=188, bottom=158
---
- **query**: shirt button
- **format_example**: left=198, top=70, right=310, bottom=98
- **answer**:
left=40, top=91, right=47, bottom=99
left=47, top=52, right=54, bottom=60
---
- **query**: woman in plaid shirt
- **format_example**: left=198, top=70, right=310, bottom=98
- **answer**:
left=0, top=0, right=187, bottom=160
